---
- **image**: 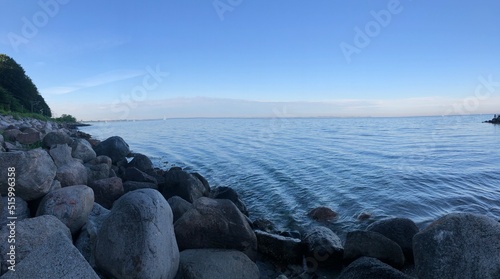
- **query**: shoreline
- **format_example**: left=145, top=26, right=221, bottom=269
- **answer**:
left=1, top=114, right=500, bottom=278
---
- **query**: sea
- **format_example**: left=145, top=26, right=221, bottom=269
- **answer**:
left=80, top=115, right=500, bottom=237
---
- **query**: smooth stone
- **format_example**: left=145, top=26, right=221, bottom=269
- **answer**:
left=127, top=153, right=153, bottom=172
left=42, top=131, right=72, bottom=148
left=210, top=186, right=248, bottom=216
left=89, top=177, right=124, bottom=209
left=303, top=226, right=344, bottom=268
left=56, top=161, right=88, bottom=187
left=71, top=138, right=97, bottom=163
left=161, top=169, right=209, bottom=203
left=93, top=136, right=130, bottom=164
left=168, top=196, right=194, bottom=223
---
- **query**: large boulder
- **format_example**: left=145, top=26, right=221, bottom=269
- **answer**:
left=174, top=197, right=257, bottom=260
left=161, top=169, right=209, bottom=203
left=127, top=153, right=153, bottom=172
left=0, top=215, right=71, bottom=275
left=343, top=230, right=405, bottom=269
left=71, top=138, right=97, bottom=163
left=338, top=257, right=413, bottom=279
left=176, top=249, right=260, bottom=279
left=86, top=156, right=112, bottom=183
left=49, top=144, right=74, bottom=167
left=367, top=217, right=419, bottom=263
left=42, top=131, right=72, bottom=148
left=95, top=189, right=179, bottom=279
left=210, top=186, right=248, bottom=216
left=413, top=213, right=500, bottom=279
left=93, top=136, right=130, bottom=164
left=89, top=177, right=124, bottom=209
left=255, top=230, right=303, bottom=264
left=0, top=149, right=56, bottom=201
left=168, top=196, right=194, bottom=223
left=15, top=130, right=41, bottom=145
left=1, top=197, right=30, bottom=228
left=36, top=185, right=94, bottom=234
left=56, top=161, right=88, bottom=187
left=303, top=226, right=344, bottom=268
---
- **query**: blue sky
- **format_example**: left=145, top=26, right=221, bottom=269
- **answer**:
left=1, top=0, right=499, bottom=120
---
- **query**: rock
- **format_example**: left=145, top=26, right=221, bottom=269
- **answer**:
left=123, top=181, right=158, bottom=193
left=307, top=206, right=338, bottom=222
left=255, top=230, right=303, bottom=264
left=71, top=138, right=97, bottom=163
left=1, top=197, right=30, bottom=228
left=0, top=134, right=4, bottom=146
left=42, top=131, right=72, bottom=148
left=344, top=230, right=405, bottom=269
left=168, top=196, right=194, bottom=223
left=124, top=167, right=158, bottom=184
left=127, top=153, right=153, bottom=172
left=161, top=169, right=209, bottom=203
left=176, top=249, right=260, bottom=279
left=36, top=185, right=94, bottom=234
left=252, top=218, right=276, bottom=233
left=0, top=149, right=56, bottom=201
left=413, top=213, right=500, bottom=279
left=210, top=186, right=248, bottom=216
left=15, top=131, right=41, bottom=145
left=86, top=161, right=111, bottom=184
left=191, top=172, right=210, bottom=192
left=1, top=232, right=99, bottom=279
left=367, top=217, right=419, bottom=263
left=93, top=136, right=130, bottom=164
left=2, top=128, right=21, bottom=142
left=95, top=189, right=179, bottom=279
left=174, top=197, right=257, bottom=260
left=303, top=226, right=344, bottom=268
left=75, top=203, right=110, bottom=270
left=338, top=257, right=413, bottom=279
left=0, top=215, right=71, bottom=275
left=49, top=144, right=74, bottom=167
left=56, top=161, right=88, bottom=187
left=89, top=177, right=124, bottom=209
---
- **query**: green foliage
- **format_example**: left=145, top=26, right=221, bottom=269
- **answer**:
left=53, top=114, right=77, bottom=123
left=0, top=54, right=52, bottom=117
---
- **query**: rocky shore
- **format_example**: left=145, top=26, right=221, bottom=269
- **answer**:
left=1, top=114, right=500, bottom=279
left=484, top=114, right=500, bottom=124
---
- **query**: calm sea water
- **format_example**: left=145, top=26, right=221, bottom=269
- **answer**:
left=81, top=115, right=500, bottom=236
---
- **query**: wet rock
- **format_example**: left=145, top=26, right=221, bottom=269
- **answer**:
left=367, top=217, right=419, bottom=263
left=255, top=230, right=303, bottom=264
left=93, top=136, right=130, bottom=164
left=168, top=196, right=193, bottom=223
left=95, top=189, right=179, bottom=279
left=42, top=131, right=72, bottom=148
left=123, top=181, right=158, bottom=193
left=344, top=230, right=405, bottom=269
left=127, top=153, right=153, bottom=172
left=307, top=206, right=338, bottom=222
left=0, top=215, right=71, bottom=275
left=36, top=185, right=94, bottom=234
left=176, top=249, right=259, bottom=279
left=210, top=186, right=248, bottom=216
left=0, top=149, right=56, bottom=201
left=303, top=226, right=344, bottom=268
left=174, top=197, right=257, bottom=260
left=89, top=177, right=124, bottom=209
left=413, top=213, right=500, bottom=279
left=71, top=138, right=97, bottom=163
left=338, top=257, right=413, bottom=279
left=252, top=218, right=276, bottom=233
left=161, top=168, right=209, bottom=203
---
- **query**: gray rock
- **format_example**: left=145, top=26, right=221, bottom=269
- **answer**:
left=124, top=167, right=158, bottom=184
left=1, top=233, right=99, bottom=278
left=127, top=153, right=153, bottom=172
left=255, top=230, right=303, bottom=264
left=168, top=196, right=194, bottom=223
left=1, top=197, right=30, bottom=228
left=89, top=177, right=124, bottom=209
left=36, top=185, right=94, bottom=234
left=95, top=189, right=179, bottom=279
left=338, top=257, right=413, bottom=279
left=176, top=249, right=259, bottom=279
left=49, top=144, right=74, bottom=167
left=71, top=138, right=97, bottom=163
left=0, top=215, right=71, bottom=275
left=210, top=186, right=248, bottom=216
left=56, top=161, right=88, bottom=187
left=94, top=136, right=130, bottom=164
left=75, top=203, right=110, bottom=270
left=15, top=131, right=41, bottom=145
left=413, top=213, right=500, bottom=279
left=0, top=149, right=56, bottom=201
left=303, top=226, right=344, bottom=268
left=42, top=131, right=72, bottom=148
left=161, top=169, right=209, bottom=203
left=86, top=162, right=111, bottom=184
left=123, top=181, right=158, bottom=193
left=174, top=197, right=257, bottom=260
left=344, top=230, right=405, bottom=269
left=367, top=217, right=419, bottom=263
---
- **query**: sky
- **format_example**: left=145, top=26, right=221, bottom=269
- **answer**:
left=1, top=0, right=499, bottom=120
